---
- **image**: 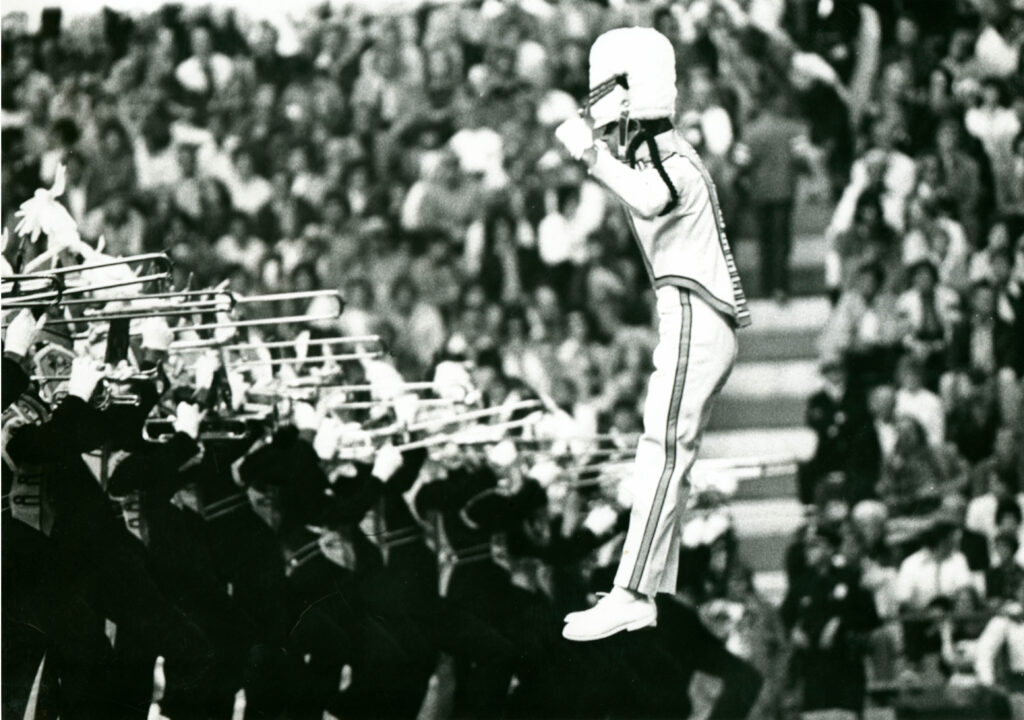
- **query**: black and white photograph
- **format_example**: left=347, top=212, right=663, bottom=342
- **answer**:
left=1, top=0, right=1023, bottom=718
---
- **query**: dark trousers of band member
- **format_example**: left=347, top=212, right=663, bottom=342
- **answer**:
left=614, top=288, right=737, bottom=597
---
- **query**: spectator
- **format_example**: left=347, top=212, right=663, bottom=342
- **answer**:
left=800, top=357, right=866, bottom=505
left=894, top=355, right=945, bottom=448
left=819, top=261, right=904, bottom=390
left=934, top=116, right=983, bottom=246
left=965, top=78, right=1022, bottom=216
left=897, top=517, right=975, bottom=613
left=974, top=588, right=1024, bottom=718
left=897, top=259, right=960, bottom=389
left=741, top=92, right=812, bottom=303
left=879, top=415, right=948, bottom=516
left=830, top=190, right=900, bottom=297
left=947, top=372, right=1002, bottom=465
left=81, top=195, right=146, bottom=257
left=973, top=427, right=1024, bottom=501
left=940, top=493, right=991, bottom=575
left=968, top=468, right=1024, bottom=551
left=944, top=280, right=1019, bottom=421
left=222, top=147, right=273, bottom=218
left=386, top=273, right=447, bottom=375
left=986, top=531, right=1024, bottom=603
left=175, top=25, right=235, bottom=105
left=781, top=523, right=880, bottom=720
left=87, top=119, right=137, bottom=208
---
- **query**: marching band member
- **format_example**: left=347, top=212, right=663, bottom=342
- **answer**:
left=554, top=27, right=750, bottom=641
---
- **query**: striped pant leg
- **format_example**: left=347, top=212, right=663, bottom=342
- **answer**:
left=614, top=289, right=738, bottom=596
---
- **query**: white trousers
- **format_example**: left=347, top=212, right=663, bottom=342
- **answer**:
left=614, top=287, right=738, bottom=596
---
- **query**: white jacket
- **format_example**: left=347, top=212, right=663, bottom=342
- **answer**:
left=588, top=130, right=750, bottom=328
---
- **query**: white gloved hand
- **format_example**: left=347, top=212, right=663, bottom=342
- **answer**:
left=295, top=330, right=311, bottom=363
left=67, top=356, right=104, bottom=401
left=313, top=416, right=345, bottom=461
left=555, top=116, right=596, bottom=161
left=292, top=402, right=321, bottom=433
left=3, top=309, right=46, bottom=357
left=140, top=317, right=174, bottom=353
left=194, top=352, right=220, bottom=391
left=583, top=504, right=619, bottom=536
left=172, top=402, right=202, bottom=440
left=213, top=309, right=237, bottom=343
left=372, top=444, right=404, bottom=482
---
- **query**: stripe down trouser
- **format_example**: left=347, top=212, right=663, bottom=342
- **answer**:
left=614, top=286, right=737, bottom=596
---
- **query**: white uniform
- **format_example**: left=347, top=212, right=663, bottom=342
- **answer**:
left=588, top=130, right=750, bottom=595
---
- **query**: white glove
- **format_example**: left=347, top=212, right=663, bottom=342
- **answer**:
left=295, top=330, right=311, bottom=363
left=172, top=402, right=202, bottom=440
left=583, top=504, right=618, bottom=536
left=555, top=116, right=596, bottom=161
left=194, top=352, right=220, bottom=391
left=213, top=309, right=237, bottom=343
left=313, top=416, right=345, bottom=461
left=372, top=444, right=404, bottom=482
left=67, top=356, right=104, bottom=401
left=4, top=309, right=46, bottom=357
left=140, top=317, right=174, bottom=353
left=292, top=402, right=321, bottom=433
left=485, top=439, right=518, bottom=469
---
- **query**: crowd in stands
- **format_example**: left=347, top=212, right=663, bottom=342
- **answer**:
left=3, top=0, right=1024, bottom=719
left=797, top=0, right=1024, bottom=717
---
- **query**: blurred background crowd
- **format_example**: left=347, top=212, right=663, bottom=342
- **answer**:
left=2, top=0, right=1024, bottom=718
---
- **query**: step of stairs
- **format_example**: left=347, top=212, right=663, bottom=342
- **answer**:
left=708, top=394, right=806, bottom=431
left=723, top=359, right=820, bottom=398
left=734, top=233, right=830, bottom=298
left=699, top=427, right=814, bottom=500
left=731, top=498, right=804, bottom=573
left=701, top=427, right=816, bottom=462
left=738, top=297, right=830, bottom=361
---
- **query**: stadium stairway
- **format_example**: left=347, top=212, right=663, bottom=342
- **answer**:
left=694, top=195, right=832, bottom=604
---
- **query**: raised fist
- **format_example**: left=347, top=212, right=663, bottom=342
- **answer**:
left=3, top=309, right=46, bottom=357
left=67, top=356, right=104, bottom=401
left=372, top=443, right=404, bottom=482
left=140, top=317, right=174, bottom=353
left=172, top=402, right=202, bottom=440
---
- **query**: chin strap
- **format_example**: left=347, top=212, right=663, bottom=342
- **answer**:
left=624, top=118, right=679, bottom=216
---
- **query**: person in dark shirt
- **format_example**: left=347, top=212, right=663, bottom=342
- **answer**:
left=986, top=531, right=1024, bottom=603
left=781, top=524, right=881, bottom=718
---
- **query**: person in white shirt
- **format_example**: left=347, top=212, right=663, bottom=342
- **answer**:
left=222, top=148, right=272, bottom=218
left=965, top=78, right=1022, bottom=214
left=896, top=518, right=974, bottom=612
left=175, top=26, right=235, bottom=98
left=975, top=592, right=1024, bottom=718
left=968, top=466, right=1024, bottom=548
left=894, top=355, right=945, bottom=449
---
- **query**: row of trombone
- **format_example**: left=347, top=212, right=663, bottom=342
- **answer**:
left=2, top=250, right=793, bottom=495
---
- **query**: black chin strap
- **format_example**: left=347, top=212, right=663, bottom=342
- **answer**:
left=624, top=119, right=679, bottom=216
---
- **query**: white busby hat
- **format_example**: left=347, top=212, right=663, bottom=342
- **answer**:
left=587, top=27, right=677, bottom=130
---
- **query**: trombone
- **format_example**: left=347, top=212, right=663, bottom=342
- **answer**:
left=226, top=350, right=382, bottom=368
left=58, top=289, right=345, bottom=341
left=34, top=252, right=172, bottom=280
left=172, top=333, right=378, bottom=353
left=393, top=417, right=539, bottom=452
left=401, top=400, right=543, bottom=434
left=3, top=255, right=174, bottom=308
left=1, top=273, right=64, bottom=305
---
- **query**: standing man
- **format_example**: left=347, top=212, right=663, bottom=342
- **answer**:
left=554, top=27, right=750, bottom=642
left=741, top=92, right=812, bottom=304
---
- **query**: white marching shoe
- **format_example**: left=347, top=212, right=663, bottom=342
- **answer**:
left=562, top=588, right=657, bottom=641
